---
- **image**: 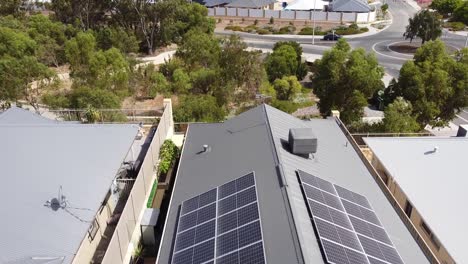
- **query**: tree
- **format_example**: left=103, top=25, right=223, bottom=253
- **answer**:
left=0, top=0, right=24, bottom=17
left=174, top=94, right=226, bottom=122
left=96, top=26, right=139, bottom=54
left=27, top=15, right=67, bottom=66
left=453, top=1, right=468, bottom=25
left=68, top=86, right=121, bottom=109
left=273, top=76, right=302, bottom=101
left=392, top=40, right=468, bottom=126
left=0, top=26, right=55, bottom=108
left=110, top=0, right=214, bottom=54
left=65, top=31, right=96, bottom=80
left=171, top=68, right=191, bottom=94
left=381, top=4, right=389, bottom=15
left=312, top=39, right=384, bottom=124
left=270, top=41, right=308, bottom=81
left=382, top=97, right=420, bottom=132
left=430, top=0, right=462, bottom=16
left=403, top=10, right=442, bottom=44
left=51, top=0, right=111, bottom=30
left=176, top=29, right=220, bottom=69
left=265, top=45, right=298, bottom=82
left=219, top=35, right=266, bottom=101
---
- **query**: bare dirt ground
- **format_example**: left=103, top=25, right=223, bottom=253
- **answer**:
left=389, top=42, right=458, bottom=54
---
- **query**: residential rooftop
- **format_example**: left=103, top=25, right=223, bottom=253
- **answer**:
left=0, top=107, right=139, bottom=263
left=156, top=104, right=430, bottom=264
left=364, top=136, right=468, bottom=264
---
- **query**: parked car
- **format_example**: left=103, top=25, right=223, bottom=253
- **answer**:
left=323, top=33, right=342, bottom=41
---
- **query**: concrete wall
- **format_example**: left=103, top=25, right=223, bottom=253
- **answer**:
left=100, top=99, right=174, bottom=264
left=370, top=154, right=457, bottom=264
left=73, top=197, right=113, bottom=264
left=356, top=12, right=369, bottom=23
left=250, top=9, right=263, bottom=18
left=327, top=12, right=341, bottom=21
left=280, top=10, right=295, bottom=19
left=342, top=12, right=357, bottom=22
left=227, top=7, right=237, bottom=16
left=208, top=8, right=377, bottom=23
left=265, top=9, right=280, bottom=18
left=295, top=11, right=310, bottom=20
left=238, top=8, right=248, bottom=17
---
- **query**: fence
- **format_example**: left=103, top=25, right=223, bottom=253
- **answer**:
left=208, top=7, right=376, bottom=23
left=49, top=107, right=165, bottom=124
left=101, top=99, right=174, bottom=264
left=351, top=132, right=433, bottom=146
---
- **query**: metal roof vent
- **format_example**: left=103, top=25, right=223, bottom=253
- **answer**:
left=288, top=128, right=317, bottom=155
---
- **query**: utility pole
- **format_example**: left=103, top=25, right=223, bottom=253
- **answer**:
left=312, top=0, right=317, bottom=45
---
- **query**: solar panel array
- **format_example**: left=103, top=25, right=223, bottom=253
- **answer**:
left=172, top=172, right=267, bottom=264
left=297, top=170, right=405, bottom=264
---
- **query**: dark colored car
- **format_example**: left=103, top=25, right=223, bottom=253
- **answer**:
left=323, top=33, right=342, bottom=41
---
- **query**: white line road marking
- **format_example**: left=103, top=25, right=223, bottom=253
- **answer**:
left=372, top=41, right=411, bottom=61
left=456, top=114, right=468, bottom=123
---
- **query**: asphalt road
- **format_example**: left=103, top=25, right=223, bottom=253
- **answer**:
left=216, top=0, right=467, bottom=78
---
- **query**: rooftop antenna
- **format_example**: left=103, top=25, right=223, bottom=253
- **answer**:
left=44, top=186, right=67, bottom=211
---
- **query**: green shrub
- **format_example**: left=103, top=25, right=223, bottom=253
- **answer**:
left=445, top=21, right=466, bottom=31
left=269, top=17, right=274, bottom=24
left=254, top=19, right=259, bottom=25
left=298, top=27, right=326, bottom=35
left=157, top=139, right=179, bottom=175
left=257, top=28, right=271, bottom=35
left=224, top=25, right=243, bottom=32
left=270, top=100, right=301, bottom=113
left=276, top=25, right=296, bottom=34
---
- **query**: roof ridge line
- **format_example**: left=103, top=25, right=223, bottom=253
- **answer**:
left=261, top=104, right=306, bottom=264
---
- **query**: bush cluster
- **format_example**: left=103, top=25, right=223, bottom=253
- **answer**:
left=157, top=139, right=179, bottom=176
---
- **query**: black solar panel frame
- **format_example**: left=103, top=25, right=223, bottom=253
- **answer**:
left=172, top=172, right=267, bottom=264
left=297, top=170, right=405, bottom=264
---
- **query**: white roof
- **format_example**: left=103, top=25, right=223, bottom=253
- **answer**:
left=285, top=0, right=329, bottom=10
left=364, top=137, right=468, bottom=263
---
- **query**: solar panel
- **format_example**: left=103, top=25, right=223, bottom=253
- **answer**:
left=171, top=172, right=267, bottom=264
left=297, top=170, right=405, bottom=264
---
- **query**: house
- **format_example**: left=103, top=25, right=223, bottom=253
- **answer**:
left=364, top=134, right=468, bottom=264
left=156, top=104, right=431, bottom=264
left=226, top=0, right=277, bottom=9
left=284, top=0, right=330, bottom=11
left=329, top=0, right=371, bottom=12
left=0, top=102, right=174, bottom=264
left=196, top=0, right=278, bottom=9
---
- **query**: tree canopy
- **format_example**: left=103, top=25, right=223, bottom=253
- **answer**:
left=403, top=10, right=442, bottom=44
left=312, top=39, right=384, bottom=124
left=390, top=40, right=468, bottom=126
left=382, top=97, right=420, bottom=133
left=430, top=0, right=462, bottom=16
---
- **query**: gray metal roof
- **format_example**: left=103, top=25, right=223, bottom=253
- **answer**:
left=265, top=105, right=429, bottom=264
left=0, top=110, right=139, bottom=263
left=0, top=107, right=58, bottom=124
left=364, top=137, right=468, bottom=264
left=203, top=0, right=232, bottom=7
left=157, top=106, right=302, bottom=264
left=226, top=0, right=276, bottom=8
left=156, top=105, right=430, bottom=264
left=329, top=0, right=370, bottom=12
